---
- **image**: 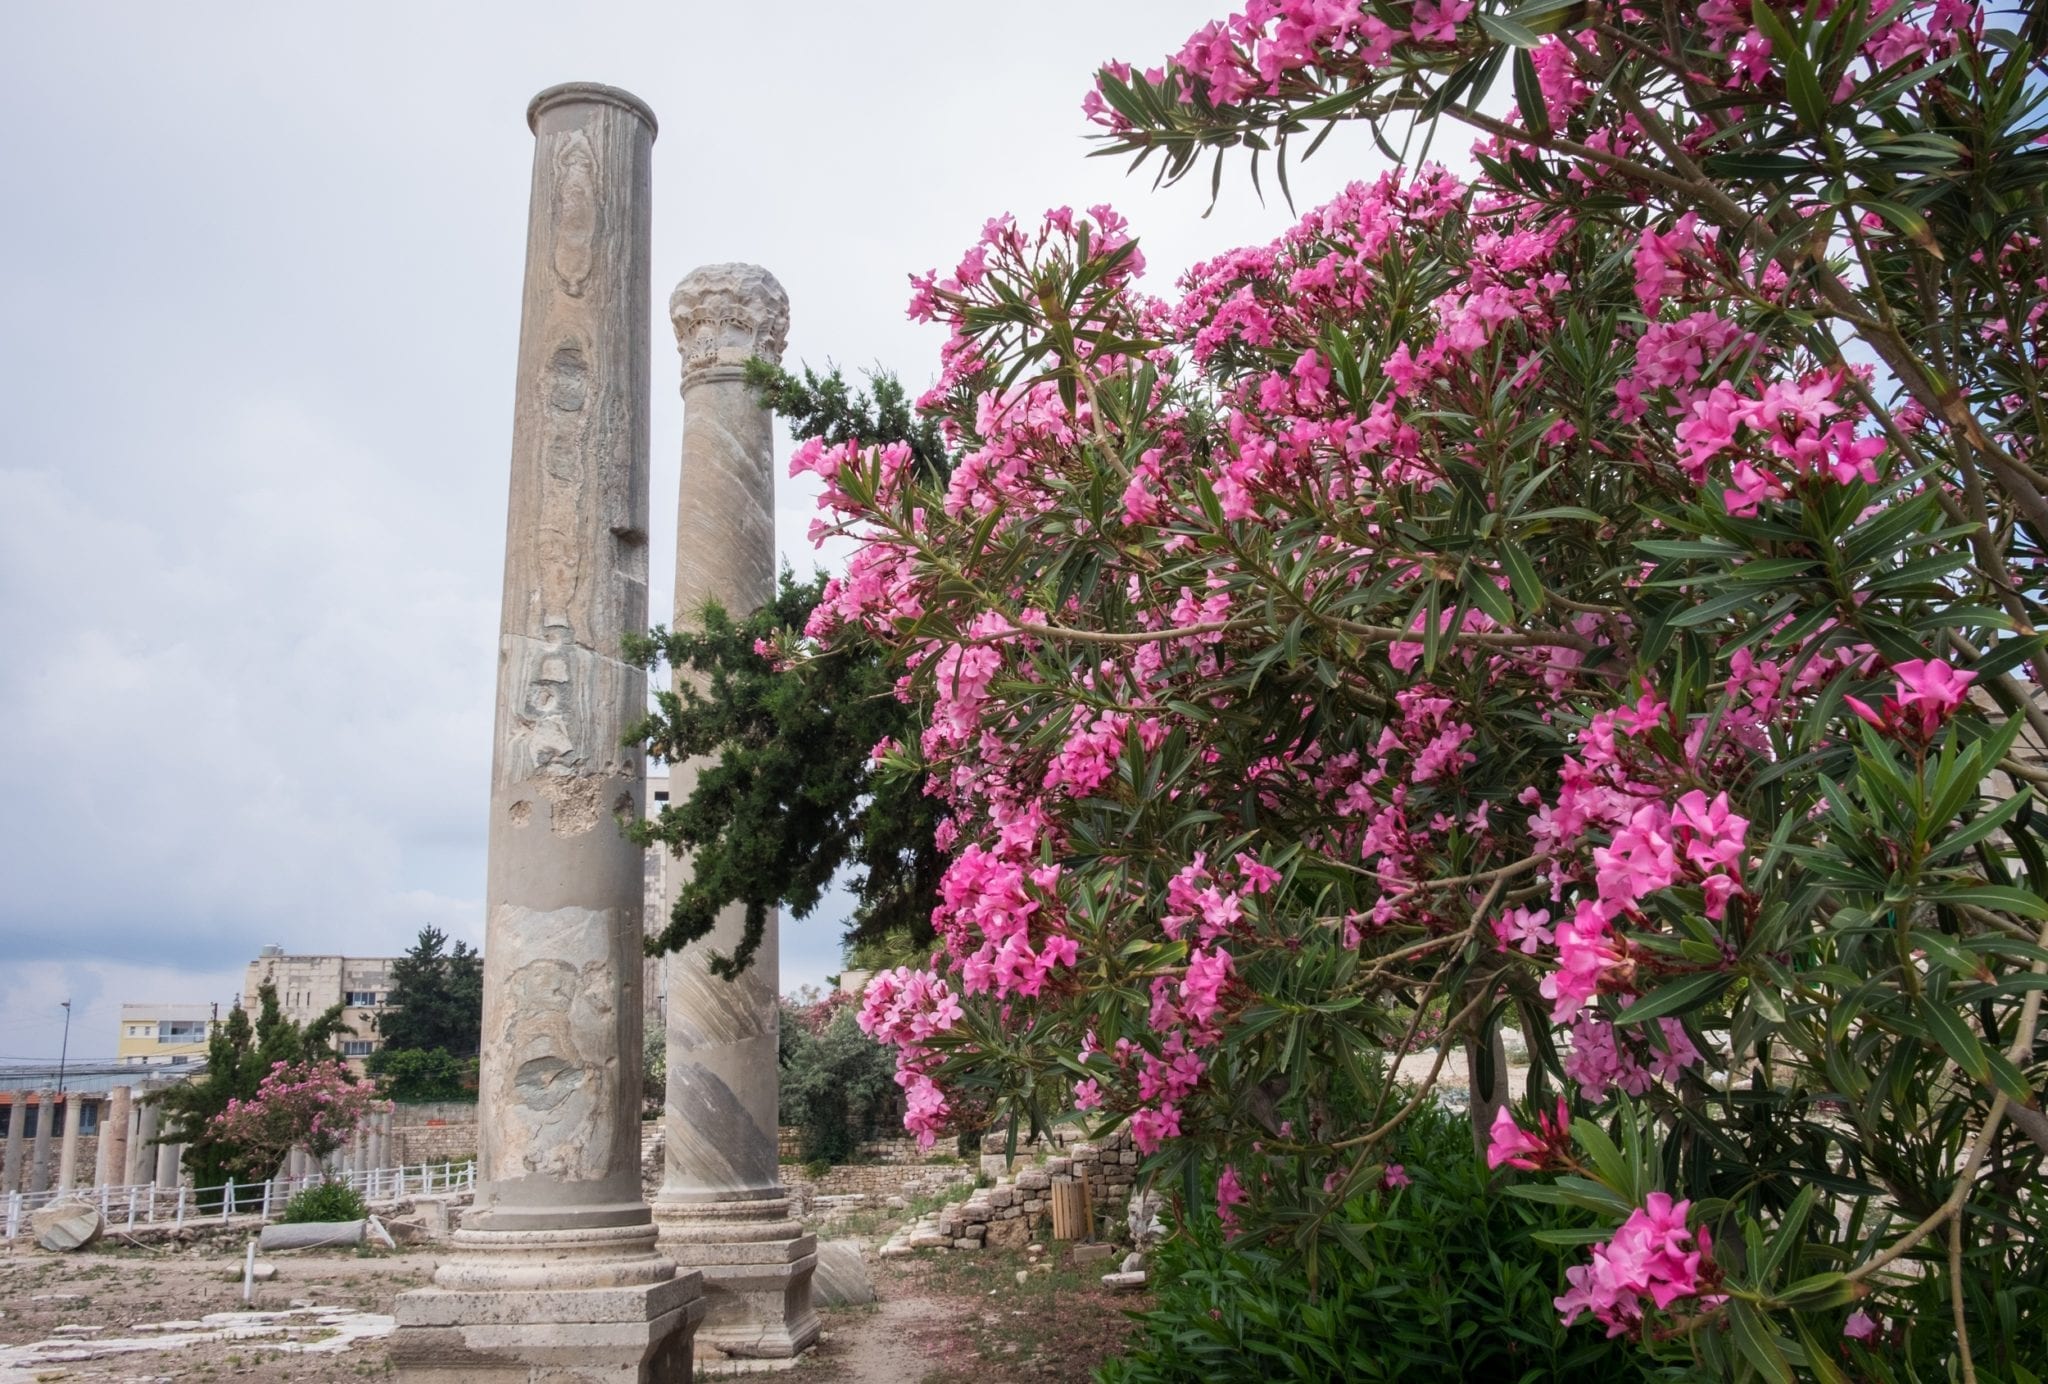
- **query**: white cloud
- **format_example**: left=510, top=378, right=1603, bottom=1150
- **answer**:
left=0, top=1, right=1388, bottom=1058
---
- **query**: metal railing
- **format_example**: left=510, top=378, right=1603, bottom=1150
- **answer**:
left=2, top=1158, right=476, bottom=1241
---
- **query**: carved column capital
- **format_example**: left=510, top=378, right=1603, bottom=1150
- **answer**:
left=670, top=263, right=789, bottom=389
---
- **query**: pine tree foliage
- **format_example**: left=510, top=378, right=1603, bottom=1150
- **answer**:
left=373, top=925, right=483, bottom=1057
left=628, top=362, right=949, bottom=978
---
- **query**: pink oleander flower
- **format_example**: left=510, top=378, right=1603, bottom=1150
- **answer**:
left=1844, top=1308, right=1880, bottom=1342
left=1382, top=1163, right=1410, bottom=1189
left=1557, top=1193, right=1722, bottom=1337
left=1486, top=1099, right=1571, bottom=1171
left=1846, top=657, right=1976, bottom=741
left=1493, top=904, right=1554, bottom=955
left=1217, top=1163, right=1248, bottom=1229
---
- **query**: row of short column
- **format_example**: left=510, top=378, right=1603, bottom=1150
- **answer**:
left=1, top=1086, right=191, bottom=1195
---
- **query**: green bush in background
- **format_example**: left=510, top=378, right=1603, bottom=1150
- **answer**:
left=278, top=1179, right=368, bottom=1225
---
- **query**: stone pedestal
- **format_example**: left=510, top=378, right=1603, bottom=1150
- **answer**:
left=390, top=80, right=695, bottom=1384
left=652, top=264, right=817, bottom=1362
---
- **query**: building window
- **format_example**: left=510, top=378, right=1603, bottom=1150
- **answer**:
left=342, top=1041, right=374, bottom=1057
left=346, top=991, right=378, bottom=1006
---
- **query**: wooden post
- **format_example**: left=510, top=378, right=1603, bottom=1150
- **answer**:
left=1050, top=1177, right=1090, bottom=1241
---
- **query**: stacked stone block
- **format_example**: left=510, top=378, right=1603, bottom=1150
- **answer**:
left=934, top=1130, right=1139, bottom=1251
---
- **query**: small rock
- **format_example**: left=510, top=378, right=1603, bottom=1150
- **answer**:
left=1121, top=1251, right=1146, bottom=1274
left=885, top=1195, right=908, bottom=1210
left=1101, top=1270, right=1149, bottom=1291
left=1071, top=1243, right=1115, bottom=1266
left=1014, top=1270, right=1030, bottom=1286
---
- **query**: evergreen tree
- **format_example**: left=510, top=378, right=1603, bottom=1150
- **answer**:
left=628, top=363, right=950, bottom=978
left=374, top=925, right=483, bottom=1057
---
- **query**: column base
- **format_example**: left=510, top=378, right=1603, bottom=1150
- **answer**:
left=392, top=1224, right=703, bottom=1382
left=653, top=1198, right=818, bottom=1360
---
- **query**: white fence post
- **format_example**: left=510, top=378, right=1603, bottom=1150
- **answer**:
left=125, top=1188, right=137, bottom=1232
left=261, top=1181, right=272, bottom=1221
left=175, top=1186, right=187, bottom=1228
left=148, top=1181, right=159, bottom=1223
left=222, top=1179, right=235, bottom=1223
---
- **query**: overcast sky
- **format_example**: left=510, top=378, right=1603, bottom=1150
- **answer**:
left=0, top=2, right=1385, bottom=1062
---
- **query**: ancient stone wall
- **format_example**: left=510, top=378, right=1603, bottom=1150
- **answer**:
left=779, top=1160, right=976, bottom=1217
left=934, top=1129, right=1138, bottom=1250
left=392, top=1109, right=479, bottom=1166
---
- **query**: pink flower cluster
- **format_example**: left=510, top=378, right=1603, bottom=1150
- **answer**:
left=1563, top=1013, right=1702, bottom=1101
left=1845, top=657, right=1975, bottom=742
left=856, top=967, right=966, bottom=1148
left=1556, top=1194, right=1723, bottom=1338
left=1486, top=1099, right=1573, bottom=1172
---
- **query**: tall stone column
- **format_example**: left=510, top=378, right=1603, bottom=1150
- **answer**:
left=91, top=1098, right=112, bottom=1188
left=155, top=1137, right=179, bottom=1189
left=391, top=81, right=700, bottom=1384
left=101, top=1087, right=131, bottom=1188
left=128, top=1096, right=159, bottom=1187
left=56, top=1095, right=81, bottom=1191
left=1, top=1096, right=23, bottom=1194
left=29, top=1091, right=54, bottom=1194
left=652, top=265, right=818, bottom=1361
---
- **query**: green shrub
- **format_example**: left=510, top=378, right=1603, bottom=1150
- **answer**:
left=278, top=1179, right=368, bottom=1225
left=1098, top=1099, right=1649, bottom=1384
left=778, top=997, right=900, bottom=1165
left=366, top=1046, right=473, bottom=1103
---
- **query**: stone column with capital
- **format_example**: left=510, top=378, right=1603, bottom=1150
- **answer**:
left=29, top=1091, right=54, bottom=1194
left=1, top=1097, right=23, bottom=1194
left=652, top=264, right=819, bottom=1362
left=128, top=1094, right=159, bottom=1187
left=390, top=81, right=702, bottom=1384
left=101, top=1086, right=131, bottom=1189
left=56, top=1095, right=81, bottom=1191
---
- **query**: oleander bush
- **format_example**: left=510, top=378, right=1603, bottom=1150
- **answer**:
left=781, top=1, right=2048, bottom=1375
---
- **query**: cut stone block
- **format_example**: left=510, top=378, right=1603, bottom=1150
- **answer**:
left=30, top=1200, right=103, bottom=1253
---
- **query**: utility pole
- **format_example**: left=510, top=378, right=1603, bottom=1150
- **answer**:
left=56, top=999, right=71, bottom=1095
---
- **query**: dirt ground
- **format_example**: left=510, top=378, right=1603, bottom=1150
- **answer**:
left=0, top=1233, right=1144, bottom=1384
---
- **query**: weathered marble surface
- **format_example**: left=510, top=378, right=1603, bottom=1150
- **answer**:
left=653, top=264, right=818, bottom=1361
left=659, top=264, right=789, bottom=1210
left=55, top=1096, right=80, bottom=1191
left=392, top=79, right=695, bottom=1384
left=127, top=1096, right=158, bottom=1189
left=468, top=78, right=656, bottom=1237
left=28, top=1091, right=53, bottom=1194
left=97, top=1086, right=130, bottom=1191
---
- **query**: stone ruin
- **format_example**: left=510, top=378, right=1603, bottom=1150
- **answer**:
left=386, top=81, right=814, bottom=1383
